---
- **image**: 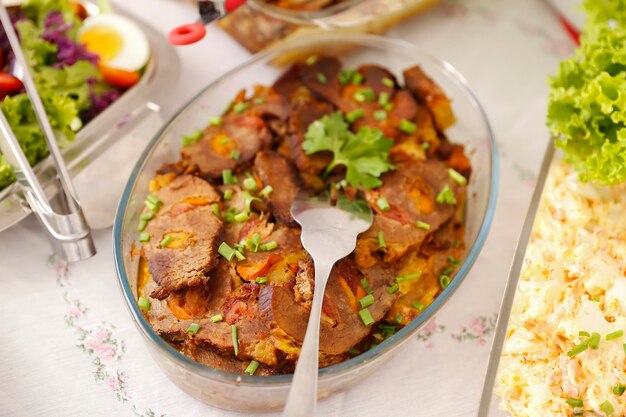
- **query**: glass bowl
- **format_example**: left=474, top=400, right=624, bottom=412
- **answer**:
left=113, top=33, right=499, bottom=412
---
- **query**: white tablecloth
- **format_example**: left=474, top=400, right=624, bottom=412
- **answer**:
left=0, top=0, right=574, bottom=416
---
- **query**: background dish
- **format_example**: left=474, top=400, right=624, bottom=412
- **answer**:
left=114, top=33, right=498, bottom=412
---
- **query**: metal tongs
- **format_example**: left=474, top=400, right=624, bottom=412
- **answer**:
left=0, top=5, right=95, bottom=262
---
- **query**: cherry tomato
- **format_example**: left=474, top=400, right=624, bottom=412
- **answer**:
left=99, top=66, right=140, bottom=89
left=0, top=73, right=23, bottom=92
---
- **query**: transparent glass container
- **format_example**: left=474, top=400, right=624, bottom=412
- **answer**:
left=113, top=33, right=499, bottom=412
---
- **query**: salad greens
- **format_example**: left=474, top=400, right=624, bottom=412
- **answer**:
left=303, top=111, right=394, bottom=189
left=0, top=0, right=119, bottom=189
left=547, top=0, right=626, bottom=185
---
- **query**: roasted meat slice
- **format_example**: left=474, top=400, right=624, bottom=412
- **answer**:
left=181, top=114, right=272, bottom=179
left=258, top=258, right=397, bottom=355
left=253, top=151, right=299, bottom=226
left=144, top=207, right=223, bottom=300
left=357, top=159, right=465, bottom=265
left=300, top=56, right=344, bottom=107
left=403, top=65, right=455, bottom=131
left=153, top=174, right=221, bottom=213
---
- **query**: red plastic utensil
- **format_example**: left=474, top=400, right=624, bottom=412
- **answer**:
left=168, top=0, right=246, bottom=46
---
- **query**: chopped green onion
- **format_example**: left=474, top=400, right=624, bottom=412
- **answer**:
left=589, top=332, right=601, bottom=349
left=358, top=308, right=374, bottom=326
left=436, top=185, right=457, bottom=205
left=260, top=185, right=273, bottom=198
left=372, top=333, right=384, bottom=341
left=358, top=294, right=375, bottom=309
left=394, top=272, right=421, bottom=283
left=348, top=348, right=360, bottom=355
left=223, top=189, right=233, bottom=200
left=395, top=312, right=402, bottom=323
left=212, top=203, right=220, bottom=216
left=422, top=142, right=430, bottom=150
left=346, top=109, right=365, bottom=122
left=218, top=242, right=236, bottom=261
left=181, top=129, right=203, bottom=146
left=567, top=340, right=589, bottom=356
left=579, top=331, right=590, bottom=337
left=448, top=168, right=468, bottom=186
left=566, top=398, right=584, bottom=408
left=600, top=400, right=615, bottom=415
left=146, top=194, right=162, bottom=207
left=222, top=169, right=235, bottom=185
left=377, top=197, right=390, bottom=211
left=234, top=242, right=246, bottom=252
left=398, top=119, right=417, bottom=134
left=260, top=241, right=278, bottom=251
left=413, top=300, right=425, bottom=311
left=377, top=231, right=386, bottom=248
left=416, top=221, right=430, bottom=230
left=253, top=97, right=265, bottom=105
left=384, top=103, right=394, bottom=111
left=623, top=343, right=626, bottom=354
left=137, top=219, right=148, bottom=232
left=243, top=177, right=258, bottom=191
left=613, top=384, right=626, bottom=395
left=373, top=110, right=387, bottom=121
left=140, top=211, right=154, bottom=221
left=223, top=101, right=233, bottom=114
left=442, top=266, right=454, bottom=276
left=230, top=150, right=240, bottom=160
left=160, top=235, right=173, bottom=247
left=248, top=233, right=261, bottom=252
left=306, top=55, right=317, bottom=65
left=316, top=72, right=327, bottom=84
left=256, top=276, right=268, bottom=284
left=607, top=330, right=624, bottom=340
left=245, top=360, right=260, bottom=375
left=233, top=102, right=250, bottom=114
left=454, top=240, right=462, bottom=248
left=351, top=72, right=364, bottom=85
left=387, top=284, right=399, bottom=294
left=234, top=212, right=249, bottom=222
left=378, top=92, right=389, bottom=106
left=231, top=325, right=239, bottom=356
left=234, top=250, right=245, bottom=261
left=211, top=314, right=223, bottom=323
left=447, top=256, right=460, bottom=265
left=361, top=278, right=373, bottom=294
left=139, top=232, right=151, bottom=242
left=438, top=275, right=451, bottom=289
left=138, top=296, right=151, bottom=311
left=209, top=116, right=222, bottom=126
left=187, top=323, right=201, bottom=335
left=353, top=88, right=376, bottom=102
left=338, top=69, right=355, bottom=85
left=382, top=77, right=394, bottom=88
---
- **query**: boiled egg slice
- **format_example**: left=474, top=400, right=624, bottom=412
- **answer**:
left=79, top=14, right=150, bottom=72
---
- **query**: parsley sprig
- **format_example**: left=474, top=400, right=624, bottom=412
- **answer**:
left=302, top=112, right=394, bottom=189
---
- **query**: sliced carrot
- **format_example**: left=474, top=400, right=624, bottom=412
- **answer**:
left=237, top=254, right=282, bottom=280
left=99, top=65, right=140, bottom=89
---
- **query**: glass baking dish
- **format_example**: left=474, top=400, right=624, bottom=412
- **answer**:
left=0, top=2, right=180, bottom=233
left=113, top=33, right=499, bottom=412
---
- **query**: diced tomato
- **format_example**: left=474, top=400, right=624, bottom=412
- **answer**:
left=99, top=65, right=140, bottom=89
left=0, top=73, right=23, bottom=92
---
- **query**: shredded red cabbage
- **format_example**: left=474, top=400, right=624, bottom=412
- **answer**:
left=42, top=11, right=98, bottom=68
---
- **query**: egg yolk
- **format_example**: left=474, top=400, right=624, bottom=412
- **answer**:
left=79, top=25, right=123, bottom=63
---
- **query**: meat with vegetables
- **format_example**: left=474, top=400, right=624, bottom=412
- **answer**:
left=135, top=57, right=472, bottom=376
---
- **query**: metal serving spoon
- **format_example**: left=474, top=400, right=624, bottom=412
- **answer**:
left=284, top=193, right=373, bottom=417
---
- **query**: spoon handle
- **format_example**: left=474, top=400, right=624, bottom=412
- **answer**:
left=283, top=261, right=334, bottom=417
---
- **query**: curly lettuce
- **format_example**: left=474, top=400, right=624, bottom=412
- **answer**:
left=548, top=0, right=626, bottom=184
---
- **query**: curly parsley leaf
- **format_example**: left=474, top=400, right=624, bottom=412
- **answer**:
left=302, top=111, right=394, bottom=189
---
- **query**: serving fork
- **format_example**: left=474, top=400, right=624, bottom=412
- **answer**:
left=283, top=193, right=373, bottom=417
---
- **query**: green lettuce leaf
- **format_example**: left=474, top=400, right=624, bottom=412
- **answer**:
left=547, top=0, right=626, bottom=184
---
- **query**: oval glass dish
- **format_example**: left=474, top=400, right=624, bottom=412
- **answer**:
left=114, top=33, right=498, bottom=412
